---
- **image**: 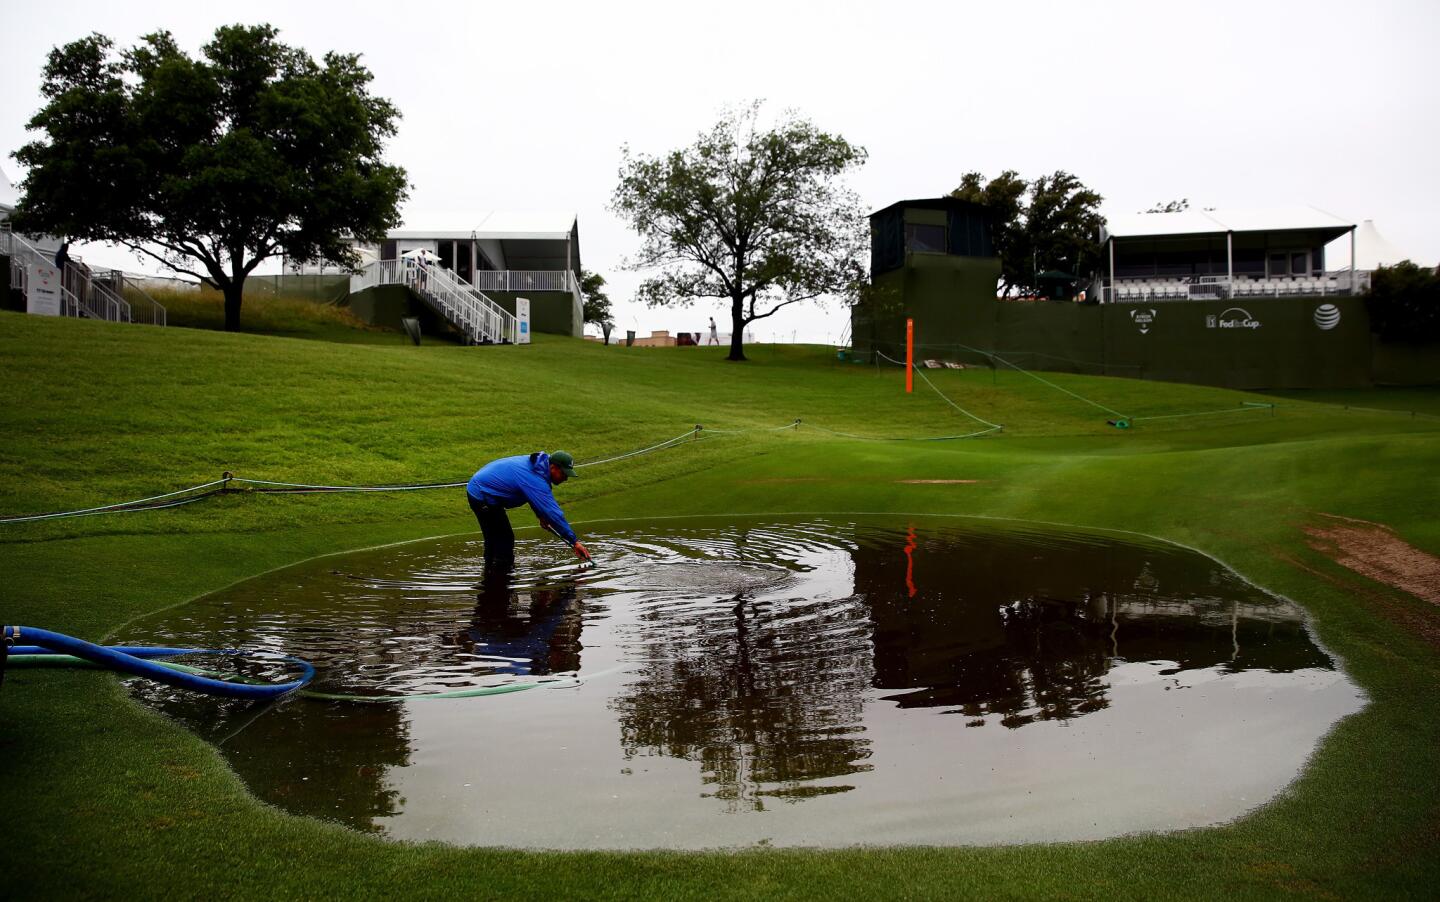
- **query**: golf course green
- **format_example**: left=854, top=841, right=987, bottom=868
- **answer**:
left=2, top=309, right=1437, bottom=899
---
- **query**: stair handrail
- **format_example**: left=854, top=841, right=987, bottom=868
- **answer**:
left=113, top=272, right=167, bottom=326
left=400, top=258, right=516, bottom=344
left=88, top=275, right=133, bottom=323
left=356, top=257, right=517, bottom=344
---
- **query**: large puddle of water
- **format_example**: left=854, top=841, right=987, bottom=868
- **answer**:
left=119, top=516, right=1364, bottom=848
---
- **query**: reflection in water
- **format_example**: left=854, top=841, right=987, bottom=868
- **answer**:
left=118, top=518, right=1360, bottom=846
left=611, top=589, right=875, bottom=810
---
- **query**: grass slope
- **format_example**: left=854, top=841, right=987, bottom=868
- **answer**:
left=2, top=310, right=1438, bottom=900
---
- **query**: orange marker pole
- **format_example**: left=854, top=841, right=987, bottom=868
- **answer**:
left=905, top=318, right=914, bottom=393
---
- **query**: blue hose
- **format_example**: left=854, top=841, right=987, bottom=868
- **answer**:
left=2, top=626, right=313, bottom=700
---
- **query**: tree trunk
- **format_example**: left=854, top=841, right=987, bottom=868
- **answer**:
left=727, top=295, right=747, bottom=362
left=223, top=281, right=244, bottom=332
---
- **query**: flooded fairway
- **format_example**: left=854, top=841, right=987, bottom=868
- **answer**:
left=119, top=516, right=1364, bottom=848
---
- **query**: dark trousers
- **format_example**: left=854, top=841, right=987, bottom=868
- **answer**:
left=468, top=494, right=514, bottom=568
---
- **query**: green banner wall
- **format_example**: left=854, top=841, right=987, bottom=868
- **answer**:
left=852, top=259, right=1432, bottom=388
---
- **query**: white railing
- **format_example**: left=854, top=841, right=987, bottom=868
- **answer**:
left=1103, top=275, right=1358, bottom=303
left=350, top=258, right=391, bottom=293
left=472, top=270, right=574, bottom=293
left=6, top=230, right=49, bottom=295
left=94, top=270, right=167, bottom=326
left=3, top=231, right=166, bottom=325
left=84, top=276, right=132, bottom=323
left=355, top=259, right=517, bottom=345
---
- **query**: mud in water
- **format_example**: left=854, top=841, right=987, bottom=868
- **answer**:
left=118, top=515, right=1364, bottom=849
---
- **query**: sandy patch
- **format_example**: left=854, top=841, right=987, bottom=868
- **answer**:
left=896, top=479, right=980, bottom=485
left=1304, top=513, right=1440, bottom=606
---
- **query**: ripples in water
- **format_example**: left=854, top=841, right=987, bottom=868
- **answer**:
left=118, top=515, right=1365, bottom=848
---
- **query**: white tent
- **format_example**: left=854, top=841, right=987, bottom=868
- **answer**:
left=0, top=163, right=18, bottom=215
left=1338, top=220, right=1411, bottom=271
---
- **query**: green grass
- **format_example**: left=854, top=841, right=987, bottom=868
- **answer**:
left=1257, top=386, right=1440, bottom=417
left=129, top=285, right=420, bottom=344
left=3, top=309, right=1439, bottom=900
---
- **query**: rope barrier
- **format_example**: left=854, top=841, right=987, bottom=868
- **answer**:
left=0, top=481, right=230, bottom=524
left=799, top=421, right=1002, bottom=442
left=1129, top=403, right=1275, bottom=423
left=905, top=340, right=1144, bottom=372
left=949, top=343, right=1130, bottom=420
left=874, top=350, right=1005, bottom=431
left=574, top=427, right=703, bottom=468
left=232, top=478, right=466, bottom=493
left=881, top=341, right=1287, bottom=429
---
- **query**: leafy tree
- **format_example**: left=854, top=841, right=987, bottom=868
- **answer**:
left=579, top=269, right=612, bottom=324
left=1143, top=199, right=1189, bottom=213
left=1365, top=260, right=1440, bottom=343
left=612, top=103, right=867, bottom=361
left=12, top=25, right=407, bottom=331
left=950, top=170, right=1027, bottom=294
left=949, top=170, right=1103, bottom=296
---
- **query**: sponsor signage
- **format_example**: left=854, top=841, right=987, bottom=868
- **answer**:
left=26, top=263, right=62, bottom=316
left=515, top=296, right=531, bottom=344
left=1314, top=303, right=1341, bottom=330
left=1129, top=307, right=1157, bottom=335
left=1206, top=307, right=1262, bottom=330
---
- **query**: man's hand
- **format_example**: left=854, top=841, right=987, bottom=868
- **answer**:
left=573, top=541, right=592, bottom=562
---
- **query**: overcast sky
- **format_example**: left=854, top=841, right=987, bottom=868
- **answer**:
left=3, top=0, right=1437, bottom=342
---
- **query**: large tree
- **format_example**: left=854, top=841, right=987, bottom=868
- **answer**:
left=949, top=170, right=1103, bottom=296
left=12, top=25, right=407, bottom=331
left=579, top=268, right=612, bottom=324
left=612, top=104, right=867, bottom=361
left=1365, top=260, right=1440, bottom=344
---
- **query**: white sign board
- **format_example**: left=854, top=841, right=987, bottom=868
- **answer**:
left=516, top=296, right=531, bottom=345
left=27, top=263, right=62, bottom=316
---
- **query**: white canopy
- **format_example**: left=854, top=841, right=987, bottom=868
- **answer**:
left=1338, top=220, right=1411, bottom=270
left=1101, top=206, right=1354, bottom=242
left=0, top=164, right=18, bottom=213
left=389, top=211, right=577, bottom=241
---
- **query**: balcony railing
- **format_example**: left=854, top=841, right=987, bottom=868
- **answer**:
left=1101, top=274, right=1362, bottom=303
left=471, top=270, right=575, bottom=294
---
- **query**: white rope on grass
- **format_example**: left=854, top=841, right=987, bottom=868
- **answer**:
left=230, top=478, right=466, bottom=491
left=701, top=421, right=801, bottom=435
left=0, top=479, right=229, bottom=524
left=575, top=428, right=703, bottom=468
left=956, top=344, right=1130, bottom=420
left=1129, top=404, right=1274, bottom=423
left=874, top=350, right=1005, bottom=430
left=801, top=421, right=1002, bottom=442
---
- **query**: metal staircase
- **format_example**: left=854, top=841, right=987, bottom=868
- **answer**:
left=353, top=258, right=517, bottom=345
left=2, top=227, right=166, bottom=326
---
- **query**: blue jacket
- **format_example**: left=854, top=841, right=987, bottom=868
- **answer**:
left=467, top=453, right=577, bottom=545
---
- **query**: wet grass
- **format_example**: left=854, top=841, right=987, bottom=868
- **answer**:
left=132, top=285, right=417, bottom=344
left=2, top=309, right=1438, bottom=899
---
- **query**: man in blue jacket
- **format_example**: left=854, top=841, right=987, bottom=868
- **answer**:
left=467, top=450, right=591, bottom=569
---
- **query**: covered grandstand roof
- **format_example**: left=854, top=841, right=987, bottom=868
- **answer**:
left=388, top=211, right=577, bottom=241
left=1101, top=206, right=1353, bottom=243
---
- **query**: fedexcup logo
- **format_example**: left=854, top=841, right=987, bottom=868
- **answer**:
left=1314, top=303, right=1341, bottom=330
left=1210, top=307, right=1261, bottom=329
